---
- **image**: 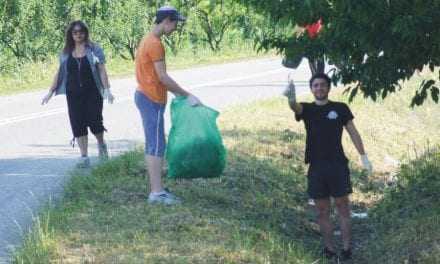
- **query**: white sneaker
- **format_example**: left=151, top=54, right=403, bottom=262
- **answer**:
left=76, top=156, right=90, bottom=169
left=148, top=190, right=181, bottom=205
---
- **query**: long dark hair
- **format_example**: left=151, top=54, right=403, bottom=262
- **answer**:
left=63, top=20, right=91, bottom=54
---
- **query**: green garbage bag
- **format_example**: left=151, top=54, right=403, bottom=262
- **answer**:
left=166, top=96, right=226, bottom=179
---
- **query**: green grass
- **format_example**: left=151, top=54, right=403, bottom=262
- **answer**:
left=13, top=71, right=440, bottom=263
left=13, top=150, right=319, bottom=263
left=359, top=150, right=440, bottom=264
left=13, top=210, right=59, bottom=263
left=0, top=40, right=272, bottom=96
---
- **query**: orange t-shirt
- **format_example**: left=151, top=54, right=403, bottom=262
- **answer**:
left=135, top=33, right=167, bottom=104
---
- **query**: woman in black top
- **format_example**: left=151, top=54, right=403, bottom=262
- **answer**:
left=42, top=20, right=115, bottom=168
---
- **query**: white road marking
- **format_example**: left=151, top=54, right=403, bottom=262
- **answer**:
left=0, top=68, right=286, bottom=127
left=0, top=108, right=66, bottom=126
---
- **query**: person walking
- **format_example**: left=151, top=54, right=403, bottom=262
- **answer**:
left=42, top=20, right=114, bottom=168
left=284, top=73, right=372, bottom=261
left=135, top=6, right=202, bottom=205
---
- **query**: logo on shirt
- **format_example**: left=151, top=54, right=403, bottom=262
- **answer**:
left=327, top=111, right=338, bottom=120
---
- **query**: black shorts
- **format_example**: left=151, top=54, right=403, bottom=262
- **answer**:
left=307, top=160, right=352, bottom=199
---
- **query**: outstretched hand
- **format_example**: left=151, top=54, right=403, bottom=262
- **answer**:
left=283, top=79, right=296, bottom=103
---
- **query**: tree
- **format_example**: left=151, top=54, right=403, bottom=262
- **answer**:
left=95, top=0, right=154, bottom=60
left=192, top=0, right=246, bottom=51
left=0, top=0, right=60, bottom=61
left=243, top=0, right=440, bottom=106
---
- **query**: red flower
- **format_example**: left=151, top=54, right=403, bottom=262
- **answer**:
left=305, top=18, right=322, bottom=39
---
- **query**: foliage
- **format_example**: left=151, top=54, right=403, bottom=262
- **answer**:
left=0, top=0, right=273, bottom=96
left=94, top=0, right=154, bottom=60
left=0, top=0, right=61, bottom=61
left=360, top=150, right=440, bottom=263
left=0, top=0, right=260, bottom=61
left=243, top=0, right=440, bottom=105
left=193, top=0, right=247, bottom=51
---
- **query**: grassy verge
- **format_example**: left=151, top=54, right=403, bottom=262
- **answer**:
left=13, top=72, right=440, bottom=263
left=0, top=41, right=272, bottom=96
left=359, top=150, right=440, bottom=263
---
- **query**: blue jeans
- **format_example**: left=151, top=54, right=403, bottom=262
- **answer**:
left=135, top=91, right=166, bottom=157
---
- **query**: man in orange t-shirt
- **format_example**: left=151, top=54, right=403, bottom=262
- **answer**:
left=135, top=6, right=202, bottom=205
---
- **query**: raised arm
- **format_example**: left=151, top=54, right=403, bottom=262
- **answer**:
left=283, top=80, right=303, bottom=115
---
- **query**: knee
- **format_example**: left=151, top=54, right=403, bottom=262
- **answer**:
left=335, top=199, right=350, bottom=218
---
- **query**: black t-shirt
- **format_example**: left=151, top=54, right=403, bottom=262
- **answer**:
left=295, top=101, right=354, bottom=164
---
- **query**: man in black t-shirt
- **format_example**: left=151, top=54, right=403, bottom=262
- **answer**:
left=284, top=73, right=372, bottom=261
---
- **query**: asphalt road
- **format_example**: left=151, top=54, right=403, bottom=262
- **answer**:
left=0, top=57, right=312, bottom=262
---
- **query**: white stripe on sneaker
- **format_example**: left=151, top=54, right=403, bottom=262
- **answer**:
left=154, top=108, right=162, bottom=156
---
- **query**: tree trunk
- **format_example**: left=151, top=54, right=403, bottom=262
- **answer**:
left=308, top=57, right=325, bottom=75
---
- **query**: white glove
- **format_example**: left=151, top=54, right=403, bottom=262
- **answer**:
left=187, top=94, right=202, bottom=106
left=283, top=79, right=296, bottom=103
left=361, top=154, right=373, bottom=174
left=41, top=90, right=54, bottom=105
left=103, top=88, right=114, bottom=104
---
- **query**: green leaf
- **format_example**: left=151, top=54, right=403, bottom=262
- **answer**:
left=348, top=86, right=358, bottom=102
left=381, top=88, right=388, bottom=99
left=410, top=91, right=422, bottom=107
left=343, top=86, right=352, bottom=95
left=422, top=79, right=435, bottom=91
left=431, top=86, right=439, bottom=103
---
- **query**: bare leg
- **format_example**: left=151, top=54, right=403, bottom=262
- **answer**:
left=161, top=158, right=168, bottom=176
left=94, top=132, right=109, bottom=159
left=94, top=132, right=105, bottom=145
left=77, top=135, right=88, bottom=157
left=146, top=155, right=163, bottom=193
left=315, top=198, right=334, bottom=251
left=335, top=195, right=351, bottom=250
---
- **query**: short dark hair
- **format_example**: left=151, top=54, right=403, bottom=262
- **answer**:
left=309, top=73, right=332, bottom=89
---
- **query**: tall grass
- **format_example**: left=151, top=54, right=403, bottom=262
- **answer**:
left=12, top=210, right=58, bottom=263
left=359, top=149, right=440, bottom=263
